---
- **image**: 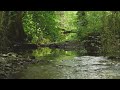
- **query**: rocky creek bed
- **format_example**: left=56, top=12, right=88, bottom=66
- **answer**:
left=0, top=53, right=41, bottom=79
left=0, top=43, right=120, bottom=79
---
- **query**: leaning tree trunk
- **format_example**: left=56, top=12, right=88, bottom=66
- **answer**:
left=0, top=11, right=26, bottom=51
left=2, top=11, right=26, bottom=44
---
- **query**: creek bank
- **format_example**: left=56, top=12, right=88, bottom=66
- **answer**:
left=0, top=53, right=41, bottom=79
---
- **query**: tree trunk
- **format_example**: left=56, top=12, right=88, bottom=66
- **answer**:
left=0, top=11, right=26, bottom=51
left=2, top=11, right=26, bottom=44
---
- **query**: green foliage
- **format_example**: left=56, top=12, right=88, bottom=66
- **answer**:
left=76, top=11, right=103, bottom=40
left=1, top=11, right=120, bottom=58
left=23, top=11, right=60, bottom=44
left=23, top=11, right=78, bottom=43
left=76, top=11, right=120, bottom=57
left=23, top=11, right=120, bottom=57
left=101, top=11, right=120, bottom=57
left=55, top=11, right=77, bottom=41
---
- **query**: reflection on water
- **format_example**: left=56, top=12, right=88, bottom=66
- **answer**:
left=14, top=48, right=120, bottom=79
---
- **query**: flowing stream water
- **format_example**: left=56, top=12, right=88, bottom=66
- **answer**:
left=12, top=47, right=120, bottom=79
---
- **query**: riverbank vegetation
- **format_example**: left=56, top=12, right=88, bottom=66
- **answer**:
left=0, top=11, right=120, bottom=79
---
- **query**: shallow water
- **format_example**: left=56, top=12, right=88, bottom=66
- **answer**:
left=13, top=48, right=120, bottom=79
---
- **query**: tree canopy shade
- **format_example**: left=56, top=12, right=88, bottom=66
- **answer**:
left=0, top=11, right=120, bottom=58
left=1, top=11, right=120, bottom=79
left=23, top=11, right=78, bottom=43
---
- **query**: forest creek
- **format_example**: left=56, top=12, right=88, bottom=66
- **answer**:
left=0, top=11, right=120, bottom=79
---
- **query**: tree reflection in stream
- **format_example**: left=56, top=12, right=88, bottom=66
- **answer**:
left=13, top=48, right=120, bottom=79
